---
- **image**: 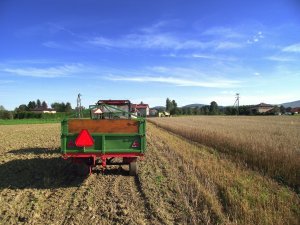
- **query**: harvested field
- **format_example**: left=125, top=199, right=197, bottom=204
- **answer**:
left=0, top=122, right=299, bottom=224
left=148, top=116, right=300, bottom=189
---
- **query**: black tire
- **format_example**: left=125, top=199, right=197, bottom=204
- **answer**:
left=129, top=161, right=138, bottom=176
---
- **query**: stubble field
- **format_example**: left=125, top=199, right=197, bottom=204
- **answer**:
left=0, top=117, right=299, bottom=225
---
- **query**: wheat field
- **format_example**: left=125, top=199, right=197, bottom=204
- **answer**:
left=148, top=116, right=300, bottom=190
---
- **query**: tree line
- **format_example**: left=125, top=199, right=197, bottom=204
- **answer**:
left=0, top=99, right=73, bottom=119
left=165, top=98, right=221, bottom=115
left=163, top=98, right=291, bottom=116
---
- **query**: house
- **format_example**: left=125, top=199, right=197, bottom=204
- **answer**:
left=158, top=111, right=170, bottom=117
left=131, top=104, right=149, bottom=117
left=149, top=109, right=158, bottom=117
left=291, top=107, right=300, bottom=114
left=250, top=103, right=274, bottom=114
left=31, top=108, right=57, bottom=114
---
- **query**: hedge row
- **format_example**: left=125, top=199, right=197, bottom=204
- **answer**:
left=13, top=112, right=72, bottom=119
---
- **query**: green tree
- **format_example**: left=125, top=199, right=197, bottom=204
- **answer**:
left=27, top=101, right=36, bottom=110
left=17, top=104, right=28, bottom=112
left=0, top=110, right=13, bottom=119
left=203, top=105, right=210, bottom=115
left=42, top=101, right=48, bottom=109
left=0, top=105, right=5, bottom=111
left=51, top=102, right=65, bottom=112
left=166, top=98, right=172, bottom=112
left=51, top=102, right=72, bottom=112
left=272, top=106, right=280, bottom=115
left=279, top=105, right=286, bottom=114
left=209, top=101, right=219, bottom=115
left=36, top=99, right=41, bottom=108
left=65, top=102, right=72, bottom=113
left=170, top=100, right=178, bottom=115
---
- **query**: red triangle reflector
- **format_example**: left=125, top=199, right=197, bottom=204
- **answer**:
left=131, top=140, right=140, bottom=148
left=75, top=129, right=94, bottom=147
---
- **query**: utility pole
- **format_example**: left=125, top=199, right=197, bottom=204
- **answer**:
left=233, top=93, right=240, bottom=115
left=77, top=93, right=82, bottom=118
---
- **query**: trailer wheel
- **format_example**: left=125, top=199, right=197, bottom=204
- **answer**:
left=129, top=161, right=138, bottom=176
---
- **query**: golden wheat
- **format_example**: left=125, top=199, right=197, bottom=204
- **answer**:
left=148, top=116, right=300, bottom=189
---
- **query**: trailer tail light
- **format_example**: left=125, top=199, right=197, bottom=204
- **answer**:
left=131, top=140, right=140, bottom=148
left=75, top=129, right=94, bottom=147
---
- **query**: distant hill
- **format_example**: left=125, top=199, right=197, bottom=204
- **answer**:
left=281, top=100, right=300, bottom=108
left=152, top=106, right=166, bottom=110
left=182, top=104, right=205, bottom=108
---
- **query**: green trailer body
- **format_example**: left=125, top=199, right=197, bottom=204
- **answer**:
left=60, top=118, right=146, bottom=154
left=60, top=100, right=146, bottom=175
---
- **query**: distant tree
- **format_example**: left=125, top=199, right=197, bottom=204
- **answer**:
left=279, top=105, right=286, bottom=114
left=65, top=102, right=72, bottom=113
left=140, top=101, right=144, bottom=104
left=195, top=107, right=201, bottom=115
left=42, top=101, right=48, bottom=109
left=170, top=100, right=178, bottom=115
left=177, top=107, right=182, bottom=115
left=17, top=104, right=28, bottom=112
left=0, top=105, right=5, bottom=111
left=209, top=101, right=219, bottom=115
left=202, top=105, right=210, bottom=115
left=166, top=98, right=172, bottom=112
left=272, top=106, right=280, bottom=114
left=36, top=99, right=41, bottom=108
left=51, top=102, right=72, bottom=112
left=0, top=110, right=13, bottom=119
left=51, top=102, right=64, bottom=112
left=286, top=107, right=292, bottom=113
left=27, top=101, right=36, bottom=110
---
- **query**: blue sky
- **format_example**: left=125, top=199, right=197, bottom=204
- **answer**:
left=1, top=0, right=300, bottom=110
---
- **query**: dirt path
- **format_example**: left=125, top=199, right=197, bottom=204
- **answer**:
left=0, top=124, right=155, bottom=225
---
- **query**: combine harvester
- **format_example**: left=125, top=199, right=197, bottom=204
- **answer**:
left=61, top=100, right=146, bottom=175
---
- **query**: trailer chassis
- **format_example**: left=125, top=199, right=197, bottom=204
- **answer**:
left=62, top=152, right=144, bottom=175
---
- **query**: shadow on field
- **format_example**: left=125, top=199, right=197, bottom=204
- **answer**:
left=8, top=147, right=60, bottom=155
left=100, top=167, right=130, bottom=176
left=0, top=153, right=85, bottom=190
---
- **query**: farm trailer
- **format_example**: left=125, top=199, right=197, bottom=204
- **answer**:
left=61, top=100, right=146, bottom=175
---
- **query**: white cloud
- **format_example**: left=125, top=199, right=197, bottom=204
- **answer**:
left=107, top=75, right=240, bottom=88
left=2, top=64, right=82, bottom=78
left=163, top=53, right=237, bottom=61
left=140, top=20, right=180, bottom=33
left=215, top=41, right=243, bottom=49
left=282, top=43, right=300, bottom=53
left=88, top=33, right=210, bottom=50
left=88, top=34, right=245, bottom=50
left=265, top=56, right=296, bottom=62
left=202, top=27, right=244, bottom=38
left=247, top=31, right=264, bottom=44
left=42, top=41, right=73, bottom=50
left=87, top=22, right=245, bottom=51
